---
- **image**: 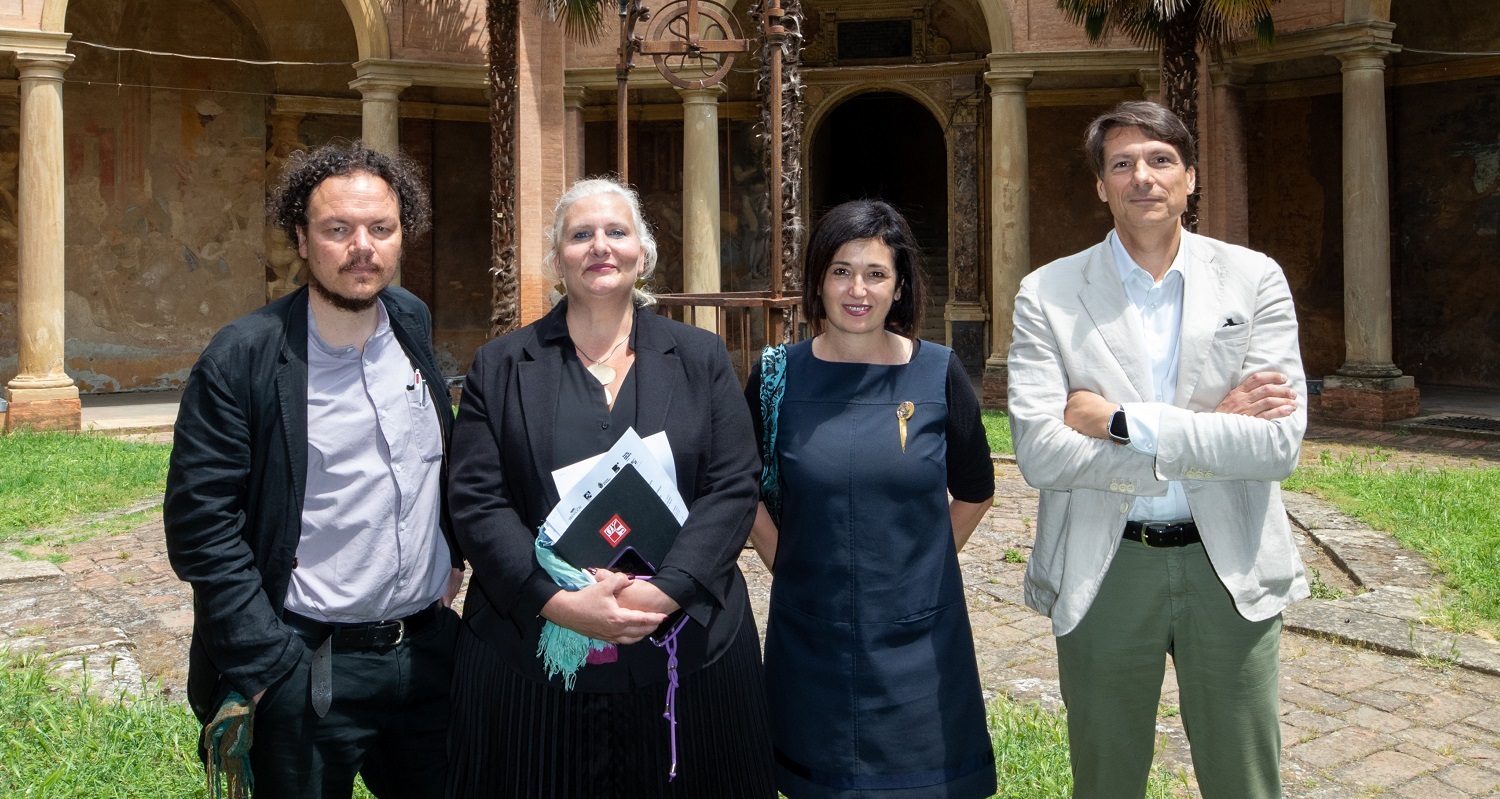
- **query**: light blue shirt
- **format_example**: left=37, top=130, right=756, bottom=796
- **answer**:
left=284, top=301, right=450, bottom=623
left=1109, top=230, right=1194, bottom=523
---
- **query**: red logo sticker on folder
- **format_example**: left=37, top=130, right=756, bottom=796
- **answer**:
left=599, top=514, right=631, bottom=547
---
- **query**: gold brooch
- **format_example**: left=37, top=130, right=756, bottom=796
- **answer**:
left=896, top=401, right=915, bottom=453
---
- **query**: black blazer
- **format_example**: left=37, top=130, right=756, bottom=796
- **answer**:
left=448, top=301, right=761, bottom=691
left=164, top=286, right=459, bottom=722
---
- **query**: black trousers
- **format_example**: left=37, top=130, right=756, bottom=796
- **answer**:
left=250, top=606, right=459, bottom=799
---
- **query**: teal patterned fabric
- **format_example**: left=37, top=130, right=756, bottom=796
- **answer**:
left=758, top=345, right=787, bottom=523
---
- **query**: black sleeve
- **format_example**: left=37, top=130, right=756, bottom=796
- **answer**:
left=945, top=352, right=995, bottom=503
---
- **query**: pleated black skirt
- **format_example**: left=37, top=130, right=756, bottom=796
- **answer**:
left=446, top=618, right=776, bottom=799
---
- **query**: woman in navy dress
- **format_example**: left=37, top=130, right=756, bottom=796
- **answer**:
left=745, top=200, right=997, bottom=798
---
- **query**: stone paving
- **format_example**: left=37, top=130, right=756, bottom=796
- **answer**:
left=3, top=432, right=1500, bottom=797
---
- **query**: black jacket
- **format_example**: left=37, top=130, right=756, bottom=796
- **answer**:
left=164, top=286, right=460, bottom=722
left=448, top=301, right=760, bottom=690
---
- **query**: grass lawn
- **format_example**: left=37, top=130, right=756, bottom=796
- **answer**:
left=982, top=409, right=1013, bottom=455
left=0, top=431, right=170, bottom=561
left=1286, top=449, right=1500, bottom=636
left=1, top=652, right=1179, bottom=799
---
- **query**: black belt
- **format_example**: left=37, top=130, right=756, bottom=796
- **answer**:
left=282, top=601, right=441, bottom=651
left=1123, top=520, right=1201, bottom=548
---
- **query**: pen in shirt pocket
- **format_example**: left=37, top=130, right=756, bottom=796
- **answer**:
left=409, top=369, right=427, bottom=407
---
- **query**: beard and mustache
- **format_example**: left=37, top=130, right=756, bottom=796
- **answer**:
left=308, top=256, right=389, bottom=313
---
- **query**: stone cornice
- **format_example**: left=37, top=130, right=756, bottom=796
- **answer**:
left=0, top=28, right=71, bottom=57
left=564, top=66, right=675, bottom=91
left=803, top=59, right=986, bottom=85
left=987, top=49, right=1155, bottom=77
left=1224, top=21, right=1397, bottom=66
left=272, top=94, right=485, bottom=122
left=351, top=58, right=486, bottom=90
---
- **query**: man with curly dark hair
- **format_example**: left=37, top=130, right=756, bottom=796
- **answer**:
left=165, top=140, right=463, bottom=799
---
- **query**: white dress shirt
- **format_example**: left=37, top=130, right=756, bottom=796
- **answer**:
left=1109, top=230, right=1194, bottom=523
left=284, top=301, right=451, bottom=623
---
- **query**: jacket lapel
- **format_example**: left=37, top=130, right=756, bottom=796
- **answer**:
left=1173, top=233, right=1225, bottom=407
left=519, top=333, right=563, bottom=510
left=1078, top=242, right=1153, bottom=402
left=276, top=290, right=311, bottom=509
left=631, top=309, right=680, bottom=439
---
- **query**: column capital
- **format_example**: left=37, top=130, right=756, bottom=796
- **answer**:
left=1137, top=67, right=1161, bottom=97
left=563, top=85, right=587, bottom=108
left=984, top=68, right=1033, bottom=93
left=349, top=76, right=410, bottom=101
left=1331, top=42, right=1398, bottom=70
left=1209, top=62, right=1254, bottom=88
left=675, top=85, right=726, bottom=104
left=13, top=52, right=73, bottom=80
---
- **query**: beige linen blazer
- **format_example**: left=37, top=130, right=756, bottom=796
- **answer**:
left=1008, top=231, right=1309, bottom=637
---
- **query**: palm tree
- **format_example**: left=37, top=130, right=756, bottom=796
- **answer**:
left=488, top=1, right=612, bottom=337
left=1056, top=0, right=1277, bottom=229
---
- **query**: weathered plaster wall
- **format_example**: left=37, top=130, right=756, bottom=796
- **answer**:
left=1245, top=92, right=1344, bottom=381
left=1391, top=75, right=1500, bottom=388
left=63, top=85, right=270, bottom=392
left=388, top=0, right=485, bottom=63
left=0, top=102, right=17, bottom=388
left=1026, top=104, right=1115, bottom=270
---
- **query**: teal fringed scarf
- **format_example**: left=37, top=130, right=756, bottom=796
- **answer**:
left=534, top=534, right=610, bottom=689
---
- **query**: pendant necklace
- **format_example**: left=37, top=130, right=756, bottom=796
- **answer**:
left=576, top=330, right=630, bottom=404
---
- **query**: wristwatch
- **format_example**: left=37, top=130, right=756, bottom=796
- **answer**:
left=1108, top=407, right=1131, bottom=446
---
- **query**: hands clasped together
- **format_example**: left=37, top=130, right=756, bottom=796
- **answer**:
left=539, top=568, right=680, bottom=645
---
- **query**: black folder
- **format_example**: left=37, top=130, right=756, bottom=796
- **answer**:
left=550, top=463, right=681, bottom=576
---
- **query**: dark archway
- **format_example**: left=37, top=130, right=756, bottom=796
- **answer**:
left=809, top=91, right=948, bottom=345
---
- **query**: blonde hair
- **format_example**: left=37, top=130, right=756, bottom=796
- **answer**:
left=544, top=177, right=659, bottom=306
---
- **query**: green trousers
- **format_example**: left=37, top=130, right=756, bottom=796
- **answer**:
left=1056, top=539, right=1283, bottom=799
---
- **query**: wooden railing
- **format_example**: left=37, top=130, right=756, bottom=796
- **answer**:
left=652, top=291, right=803, bottom=382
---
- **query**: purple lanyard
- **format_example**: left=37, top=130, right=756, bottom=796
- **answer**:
left=651, top=614, right=691, bottom=781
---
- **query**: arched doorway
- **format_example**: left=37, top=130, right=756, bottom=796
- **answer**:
left=809, top=91, right=948, bottom=345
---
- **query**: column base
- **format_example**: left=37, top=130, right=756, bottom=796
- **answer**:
left=982, top=359, right=1009, bottom=409
left=1315, top=374, right=1420, bottom=425
left=3, top=397, right=81, bottom=432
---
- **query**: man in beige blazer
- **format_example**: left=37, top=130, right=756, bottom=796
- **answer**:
left=1008, top=101, right=1308, bottom=798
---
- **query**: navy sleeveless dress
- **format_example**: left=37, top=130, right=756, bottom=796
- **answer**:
left=765, top=339, right=995, bottom=799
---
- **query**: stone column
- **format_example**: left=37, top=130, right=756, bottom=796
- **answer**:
left=946, top=88, right=986, bottom=371
left=679, top=86, right=723, bottom=332
left=563, top=85, right=586, bottom=186
left=350, top=76, right=407, bottom=157
left=982, top=69, right=1032, bottom=407
left=1321, top=44, right=1418, bottom=423
left=5, top=53, right=78, bottom=432
left=1201, top=63, right=1252, bottom=245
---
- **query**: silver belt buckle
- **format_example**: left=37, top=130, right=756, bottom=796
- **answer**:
left=391, top=618, right=406, bottom=647
left=1141, top=522, right=1170, bottom=548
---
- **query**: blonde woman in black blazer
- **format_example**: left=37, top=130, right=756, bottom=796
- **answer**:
left=445, top=178, right=774, bottom=798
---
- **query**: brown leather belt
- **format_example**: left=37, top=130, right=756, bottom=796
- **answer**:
left=1123, top=520, right=1201, bottom=548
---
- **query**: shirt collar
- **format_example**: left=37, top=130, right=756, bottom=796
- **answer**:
left=1108, top=229, right=1188, bottom=289
left=307, top=295, right=392, bottom=358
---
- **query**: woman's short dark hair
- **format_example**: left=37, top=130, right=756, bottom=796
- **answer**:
left=801, top=199, right=925, bottom=339
left=269, top=140, right=432, bottom=248
left=1084, top=101, right=1197, bottom=178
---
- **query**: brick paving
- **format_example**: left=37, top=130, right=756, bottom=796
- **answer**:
left=4, top=431, right=1500, bottom=796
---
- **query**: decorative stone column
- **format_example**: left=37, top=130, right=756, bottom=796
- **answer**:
left=982, top=69, right=1032, bottom=407
left=679, top=86, right=723, bottom=332
left=5, top=53, right=78, bottom=432
left=563, top=85, right=586, bottom=186
left=265, top=107, right=307, bottom=302
left=1321, top=44, right=1418, bottom=423
left=1201, top=63, right=1252, bottom=245
left=946, top=88, right=986, bottom=372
